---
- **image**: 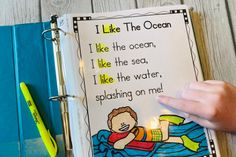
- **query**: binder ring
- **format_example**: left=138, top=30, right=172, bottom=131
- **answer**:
left=49, top=95, right=76, bottom=102
left=42, top=28, right=66, bottom=41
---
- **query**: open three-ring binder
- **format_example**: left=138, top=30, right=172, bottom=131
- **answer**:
left=43, top=5, right=220, bottom=157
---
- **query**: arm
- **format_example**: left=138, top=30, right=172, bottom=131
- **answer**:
left=113, top=133, right=135, bottom=150
left=157, top=80, right=236, bottom=132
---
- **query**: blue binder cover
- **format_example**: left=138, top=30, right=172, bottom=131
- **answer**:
left=0, top=22, right=64, bottom=157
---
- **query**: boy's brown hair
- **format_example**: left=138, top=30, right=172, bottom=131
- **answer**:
left=107, top=106, right=137, bottom=130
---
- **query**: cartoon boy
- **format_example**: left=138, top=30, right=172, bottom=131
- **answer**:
left=107, top=106, right=199, bottom=151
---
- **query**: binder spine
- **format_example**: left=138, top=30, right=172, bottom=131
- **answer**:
left=42, top=15, right=73, bottom=156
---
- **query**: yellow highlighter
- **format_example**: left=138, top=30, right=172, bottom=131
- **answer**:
left=20, top=82, right=57, bottom=157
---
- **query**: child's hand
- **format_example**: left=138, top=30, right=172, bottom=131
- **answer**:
left=158, top=80, right=236, bottom=132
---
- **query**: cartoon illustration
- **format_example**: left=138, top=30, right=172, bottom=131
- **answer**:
left=92, top=106, right=213, bottom=156
left=107, top=106, right=199, bottom=152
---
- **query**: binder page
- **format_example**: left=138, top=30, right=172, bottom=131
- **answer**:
left=60, top=5, right=220, bottom=157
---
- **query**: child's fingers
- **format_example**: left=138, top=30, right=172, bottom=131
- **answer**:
left=157, top=95, right=211, bottom=119
left=181, top=88, right=211, bottom=103
left=204, top=80, right=226, bottom=84
left=188, top=81, right=217, bottom=92
left=188, top=114, right=216, bottom=129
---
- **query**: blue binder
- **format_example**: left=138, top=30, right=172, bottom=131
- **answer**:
left=0, top=22, right=64, bottom=157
